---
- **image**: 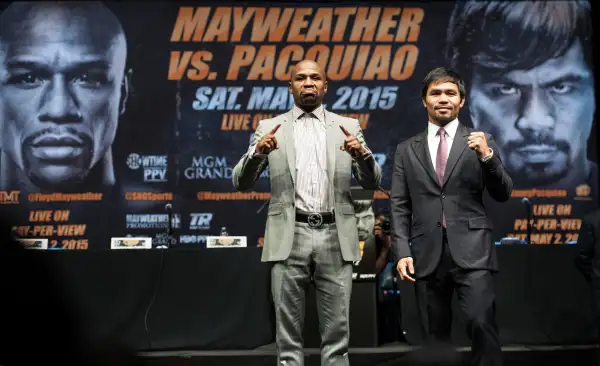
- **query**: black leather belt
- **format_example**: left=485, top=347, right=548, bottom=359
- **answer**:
left=295, top=209, right=335, bottom=228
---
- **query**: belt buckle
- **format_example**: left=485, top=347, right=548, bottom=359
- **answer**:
left=308, top=213, right=324, bottom=228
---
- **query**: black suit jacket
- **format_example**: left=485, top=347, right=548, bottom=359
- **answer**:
left=575, top=209, right=600, bottom=285
left=390, top=123, right=513, bottom=279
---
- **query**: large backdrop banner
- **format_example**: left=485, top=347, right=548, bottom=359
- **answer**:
left=0, top=1, right=595, bottom=251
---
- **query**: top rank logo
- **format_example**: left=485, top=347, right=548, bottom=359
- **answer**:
left=127, top=153, right=168, bottom=182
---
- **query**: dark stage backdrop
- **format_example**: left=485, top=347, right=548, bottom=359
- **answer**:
left=0, top=1, right=596, bottom=254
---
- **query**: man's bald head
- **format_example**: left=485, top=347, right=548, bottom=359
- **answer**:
left=0, top=1, right=129, bottom=191
left=289, top=59, right=328, bottom=112
left=0, top=2, right=126, bottom=64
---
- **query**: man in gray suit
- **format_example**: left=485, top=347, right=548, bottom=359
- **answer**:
left=233, top=59, right=381, bottom=366
left=390, top=67, right=513, bottom=366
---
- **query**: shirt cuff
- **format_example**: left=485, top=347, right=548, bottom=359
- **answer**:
left=353, top=146, right=373, bottom=160
left=480, top=148, right=494, bottom=162
left=251, top=145, right=268, bottom=159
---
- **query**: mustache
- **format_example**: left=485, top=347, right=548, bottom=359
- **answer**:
left=505, top=135, right=571, bottom=154
left=23, top=126, right=91, bottom=143
left=23, top=127, right=92, bottom=147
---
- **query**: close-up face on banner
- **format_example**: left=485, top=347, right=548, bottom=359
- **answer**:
left=0, top=1, right=594, bottom=253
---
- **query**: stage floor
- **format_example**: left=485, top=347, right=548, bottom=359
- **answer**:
left=139, top=342, right=598, bottom=366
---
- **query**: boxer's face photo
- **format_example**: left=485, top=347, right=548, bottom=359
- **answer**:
left=0, top=4, right=127, bottom=188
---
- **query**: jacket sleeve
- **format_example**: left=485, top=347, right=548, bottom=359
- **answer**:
left=481, top=134, right=514, bottom=202
left=232, top=121, right=269, bottom=191
left=390, top=143, right=412, bottom=261
left=351, top=119, right=382, bottom=190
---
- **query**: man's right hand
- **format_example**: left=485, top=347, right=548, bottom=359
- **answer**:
left=397, top=257, right=415, bottom=282
left=256, top=124, right=281, bottom=154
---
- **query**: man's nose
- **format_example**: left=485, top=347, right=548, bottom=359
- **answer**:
left=515, top=90, right=555, bottom=134
left=303, top=77, right=315, bottom=87
left=38, top=76, right=82, bottom=123
left=437, top=95, right=450, bottom=104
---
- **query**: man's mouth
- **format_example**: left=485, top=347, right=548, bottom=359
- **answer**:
left=29, top=134, right=86, bottom=161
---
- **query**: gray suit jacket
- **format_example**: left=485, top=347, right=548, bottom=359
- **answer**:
left=232, top=108, right=382, bottom=262
left=390, top=123, right=513, bottom=278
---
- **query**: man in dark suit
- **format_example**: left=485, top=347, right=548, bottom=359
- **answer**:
left=390, top=67, right=513, bottom=366
left=575, top=209, right=600, bottom=365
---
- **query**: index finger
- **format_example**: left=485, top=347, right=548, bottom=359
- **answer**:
left=339, top=125, right=351, bottom=136
left=269, top=124, right=281, bottom=135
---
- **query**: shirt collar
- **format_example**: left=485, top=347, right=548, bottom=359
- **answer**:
left=428, top=118, right=459, bottom=139
left=293, top=104, right=325, bottom=124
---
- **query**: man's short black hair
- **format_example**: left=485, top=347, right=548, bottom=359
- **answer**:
left=421, top=67, right=466, bottom=100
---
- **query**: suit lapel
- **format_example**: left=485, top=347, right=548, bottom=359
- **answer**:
left=282, top=110, right=296, bottom=185
left=411, top=131, right=439, bottom=186
left=325, top=110, right=336, bottom=185
left=442, top=123, right=469, bottom=187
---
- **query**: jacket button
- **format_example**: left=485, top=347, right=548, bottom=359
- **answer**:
left=437, top=222, right=441, bottom=227
left=441, top=194, right=445, bottom=199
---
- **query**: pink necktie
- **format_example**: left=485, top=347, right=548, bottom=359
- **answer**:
left=436, top=128, right=447, bottom=227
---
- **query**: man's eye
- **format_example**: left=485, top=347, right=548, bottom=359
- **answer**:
left=550, top=83, right=573, bottom=94
left=494, top=84, right=518, bottom=95
left=73, top=72, right=108, bottom=87
left=8, top=73, right=44, bottom=86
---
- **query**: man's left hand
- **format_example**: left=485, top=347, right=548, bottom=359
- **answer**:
left=467, top=132, right=492, bottom=159
left=340, top=125, right=366, bottom=157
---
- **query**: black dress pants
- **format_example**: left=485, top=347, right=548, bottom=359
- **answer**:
left=415, top=230, right=502, bottom=366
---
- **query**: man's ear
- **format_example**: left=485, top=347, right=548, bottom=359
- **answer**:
left=120, top=68, right=133, bottom=115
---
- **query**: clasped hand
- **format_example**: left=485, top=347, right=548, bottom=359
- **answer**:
left=467, top=132, right=492, bottom=159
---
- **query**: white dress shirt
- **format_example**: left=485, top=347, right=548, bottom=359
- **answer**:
left=292, top=104, right=331, bottom=212
left=427, top=118, right=459, bottom=169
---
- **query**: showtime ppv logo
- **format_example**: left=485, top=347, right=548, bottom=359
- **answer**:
left=126, top=154, right=168, bottom=182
